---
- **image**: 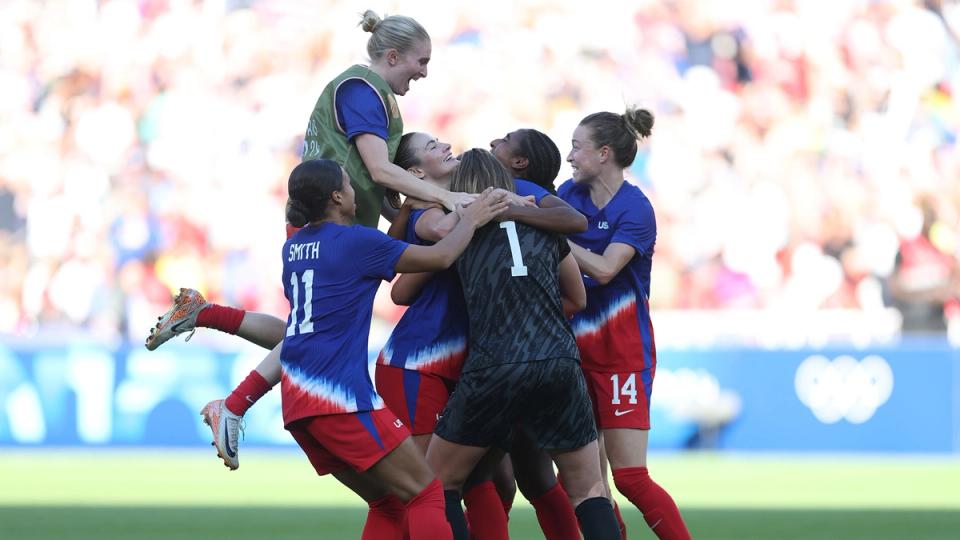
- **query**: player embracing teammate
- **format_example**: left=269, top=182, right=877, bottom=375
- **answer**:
left=142, top=8, right=691, bottom=539
left=559, top=109, right=692, bottom=540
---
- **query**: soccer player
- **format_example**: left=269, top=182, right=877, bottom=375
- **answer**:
left=144, top=130, right=570, bottom=467
left=382, top=131, right=586, bottom=540
left=425, top=149, right=621, bottom=540
left=559, top=108, right=692, bottom=540
left=144, top=8, right=474, bottom=465
left=145, top=130, right=582, bottom=539
left=276, top=158, right=506, bottom=540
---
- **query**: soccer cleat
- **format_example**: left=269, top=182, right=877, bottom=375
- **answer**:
left=200, top=399, right=243, bottom=470
left=144, top=288, right=208, bottom=351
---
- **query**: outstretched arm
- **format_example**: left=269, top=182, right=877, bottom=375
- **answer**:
left=503, top=195, right=587, bottom=234
left=395, top=188, right=509, bottom=273
left=355, top=134, right=475, bottom=211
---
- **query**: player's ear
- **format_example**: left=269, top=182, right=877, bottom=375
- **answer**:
left=598, top=145, right=611, bottom=163
left=513, top=155, right=529, bottom=172
left=407, top=166, right=426, bottom=179
left=386, top=49, right=399, bottom=66
left=331, top=190, right=344, bottom=205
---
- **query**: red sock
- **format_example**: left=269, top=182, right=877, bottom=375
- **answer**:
left=224, top=370, right=272, bottom=416
left=612, top=501, right=628, bottom=540
left=462, top=481, right=509, bottom=540
left=404, top=479, right=452, bottom=540
left=530, top=482, right=580, bottom=540
left=362, top=494, right=404, bottom=540
left=613, top=467, right=691, bottom=540
left=196, top=304, right=245, bottom=334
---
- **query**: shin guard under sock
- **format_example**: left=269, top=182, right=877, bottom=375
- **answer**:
left=462, top=481, right=508, bottom=540
left=530, top=482, right=579, bottom=540
left=613, top=467, right=691, bottom=540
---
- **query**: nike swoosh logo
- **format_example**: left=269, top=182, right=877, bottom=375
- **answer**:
left=613, top=409, right=635, bottom=417
left=245, top=395, right=255, bottom=404
left=170, top=318, right=191, bottom=333
left=222, top=427, right=236, bottom=458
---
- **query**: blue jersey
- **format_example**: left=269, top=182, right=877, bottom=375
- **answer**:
left=557, top=179, right=657, bottom=372
left=515, top=179, right=549, bottom=204
left=280, top=223, right=408, bottom=424
left=335, top=79, right=389, bottom=141
left=377, top=209, right=468, bottom=380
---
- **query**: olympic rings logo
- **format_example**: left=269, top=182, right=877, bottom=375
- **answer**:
left=794, top=355, right=894, bottom=424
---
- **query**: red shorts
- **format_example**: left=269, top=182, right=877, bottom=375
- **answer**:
left=375, top=364, right=456, bottom=435
left=582, top=367, right=654, bottom=430
left=287, top=408, right=410, bottom=475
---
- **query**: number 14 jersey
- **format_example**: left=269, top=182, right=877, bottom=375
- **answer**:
left=456, top=221, right=579, bottom=373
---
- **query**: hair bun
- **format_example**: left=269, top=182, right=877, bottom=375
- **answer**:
left=360, top=10, right=382, bottom=33
left=624, top=107, right=654, bottom=139
left=285, top=198, right=309, bottom=228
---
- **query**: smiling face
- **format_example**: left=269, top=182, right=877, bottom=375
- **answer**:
left=385, top=39, right=431, bottom=96
left=405, top=132, right=459, bottom=182
left=567, top=124, right=604, bottom=183
left=489, top=130, right=525, bottom=174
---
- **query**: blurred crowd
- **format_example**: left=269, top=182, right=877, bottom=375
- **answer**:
left=1, top=0, right=958, bottom=344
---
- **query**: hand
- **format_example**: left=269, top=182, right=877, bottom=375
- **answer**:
left=445, top=191, right=477, bottom=211
left=456, top=187, right=509, bottom=229
left=494, top=189, right=536, bottom=208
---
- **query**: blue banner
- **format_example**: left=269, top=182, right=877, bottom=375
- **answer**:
left=1, top=340, right=957, bottom=452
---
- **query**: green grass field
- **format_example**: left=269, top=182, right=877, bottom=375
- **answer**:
left=1, top=449, right=958, bottom=539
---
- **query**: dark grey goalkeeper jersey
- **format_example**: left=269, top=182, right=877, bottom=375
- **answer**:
left=456, top=220, right=579, bottom=372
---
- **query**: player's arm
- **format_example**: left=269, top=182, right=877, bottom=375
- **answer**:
left=568, top=241, right=636, bottom=286
left=503, top=195, right=588, bottom=234
left=391, top=272, right=435, bottom=305
left=387, top=203, right=413, bottom=240
left=558, top=253, right=587, bottom=317
left=395, top=188, right=508, bottom=273
left=415, top=207, right=460, bottom=243
left=355, top=134, right=474, bottom=211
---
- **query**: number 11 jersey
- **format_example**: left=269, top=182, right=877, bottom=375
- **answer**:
left=280, top=223, right=408, bottom=426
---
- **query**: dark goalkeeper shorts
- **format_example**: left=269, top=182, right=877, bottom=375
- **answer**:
left=434, top=357, right=597, bottom=452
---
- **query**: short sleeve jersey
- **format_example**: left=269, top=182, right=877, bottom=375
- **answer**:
left=280, top=223, right=408, bottom=425
left=335, top=80, right=389, bottom=141
left=515, top=179, right=550, bottom=205
left=556, top=179, right=657, bottom=372
left=456, top=220, right=578, bottom=373
left=377, top=209, right=469, bottom=381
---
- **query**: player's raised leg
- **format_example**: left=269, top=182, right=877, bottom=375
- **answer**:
left=145, top=287, right=286, bottom=351
left=199, top=343, right=281, bottom=470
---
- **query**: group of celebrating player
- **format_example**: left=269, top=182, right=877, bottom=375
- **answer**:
left=145, top=10, right=691, bottom=540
